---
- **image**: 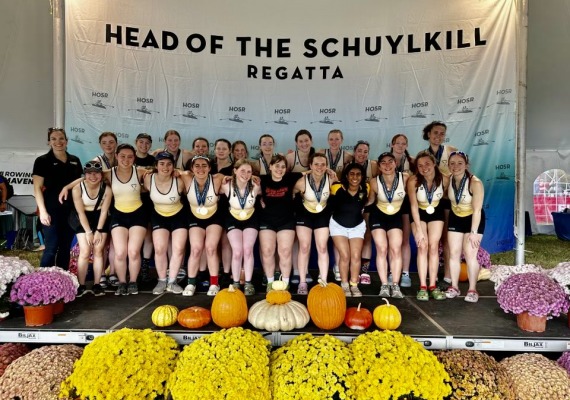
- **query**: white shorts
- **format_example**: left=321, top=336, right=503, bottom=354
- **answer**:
left=329, top=217, right=366, bottom=239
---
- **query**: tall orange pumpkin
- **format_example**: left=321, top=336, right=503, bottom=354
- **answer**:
left=459, top=262, right=469, bottom=282
left=307, top=279, right=346, bottom=330
left=211, top=285, right=248, bottom=328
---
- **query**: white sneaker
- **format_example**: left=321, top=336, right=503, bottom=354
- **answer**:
left=167, top=282, right=183, bottom=294
left=341, top=283, right=351, bottom=297
left=182, top=284, right=196, bottom=296
left=207, top=285, right=220, bottom=296
left=333, top=266, right=341, bottom=282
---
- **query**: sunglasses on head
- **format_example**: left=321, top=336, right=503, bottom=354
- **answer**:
left=84, top=162, right=102, bottom=170
left=449, top=151, right=467, bottom=157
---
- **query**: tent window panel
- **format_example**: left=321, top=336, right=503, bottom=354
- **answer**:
left=533, top=169, right=570, bottom=225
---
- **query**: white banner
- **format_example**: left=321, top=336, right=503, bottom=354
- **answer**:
left=0, top=150, right=43, bottom=196
left=65, top=0, right=517, bottom=253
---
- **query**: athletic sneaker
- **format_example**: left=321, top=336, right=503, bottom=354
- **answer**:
left=379, top=284, right=391, bottom=298
left=400, top=273, right=412, bottom=288
left=290, top=274, right=300, bottom=284
left=391, top=284, right=404, bottom=299
left=182, top=284, right=196, bottom=296
left=207, top=285, right=220, bottom=296
left=167, top=282, right=184, bottom=294
left=341, top=283, right=352, bottom=297
left=115, top=283, right=128, bottom=296
left=333, top=266, right=341, bottom=282
left=99, top=276, right=108, bottom=289
left=92, top=284, right=105, bottom=297
left=350, top=285, right=363, bottom=297
left=108, top=275, right=119, bottom=287
left=177, top=269, right=187, bottom=281
left=127, top=282, right=139, bottom=295
left=76, top=285, right=88, bottom=297
left=244, top=283, right=255, bottom=296
left=153, top=281, right=167, bottom=295
left=359, top=273, right=371, bottom=285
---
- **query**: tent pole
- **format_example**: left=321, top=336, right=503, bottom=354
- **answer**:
left=53, top=0, right=65, bottom=127
left=515, top=0, right=528, bottom=265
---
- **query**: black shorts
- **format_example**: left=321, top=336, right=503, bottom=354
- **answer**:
left=259, top=218, right=296, bottom=232
left=400, top=194, right=411, bottom=215
left=151, top=207, right=188, bottom=232
left=76, top=210, right=110, bottom=234
left=368, top=206, right=403, bottom=232
left=141, top=192, right=153, bottom=215
left=411, top=202, right=446, bottom=224
left=448, top=210, right=486, bottom=234
left=110, top=205, right=148, bottom=230
left=226, top=210, right=259, bottom=232
left=188, top=207, right=224, bottom=230
left=295, top=204, right=331, bottom=230
left=439, top=198, right=451, bottom=211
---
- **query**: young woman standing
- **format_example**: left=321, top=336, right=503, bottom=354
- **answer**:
left=286, top=129, right=315, bottom=173
left=445, top=151, right=485, bottom=303
left=72, top=162, right=113, bottom=297
left=33, top=128, right=83, bottom=268
left=143, top=151, right=188, bottom=295
left=220, top=159, right=261, bottom=295
left=255, top=134, right=276, bottom=176
left=319, top=129, right=353, bottom=180
left=407, top=151, right=450, bottom=302
left=93, top=132, right=118, bottom=170
left=181, top=156, right=226, bottom=296
left=351, top=140, right=378, bottom=285
left=329, top=163, right=369, bottom=297
left=367, top=152, right=409, bottom=299
left=258, top=155, right=303, bottom=290
left=211, top=138, right=234, bottom=176
left=293, top=153, right=334, bottom=294
left=152, top=130, right=193, bottom=170
left=390, top=133, right=415, bottom=288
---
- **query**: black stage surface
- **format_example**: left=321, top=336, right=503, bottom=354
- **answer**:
left=1, top=275, right=568, bottom=352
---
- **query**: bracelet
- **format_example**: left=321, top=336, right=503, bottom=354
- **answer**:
left=96, top=228, right=104, bottom=233
left=86, top=230, right=93, bottom=234
left=470, top=230, right=477, bottom=234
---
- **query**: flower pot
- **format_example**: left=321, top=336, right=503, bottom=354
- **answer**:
left=516, top=311, right=546, bottom=333
left=53, top=301, right=64, bottom=315
left=23, top=304, right=54, bottom=326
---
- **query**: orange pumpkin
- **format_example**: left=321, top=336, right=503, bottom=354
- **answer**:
left=459, top=261, right=469, bottom=282
left=307, top=279, right=346, bottom=330
left=373, top=298, right=401, bottom=330
left=178, top=306, right=211, bottom=329
left=211, top=285, right=248, bottom=328
left=344, top=303, right=373, bottom=331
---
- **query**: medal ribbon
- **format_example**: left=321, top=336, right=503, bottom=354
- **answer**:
left=308, top=175, right=326, bottom=204
left=233, top=182, right=251, bottom=210
left=428, top=145, right=444, bottom=165
left=100, top=154, right=113, bottom=169
left=452, top=174, right=468, bottom=206
left=380, top=173, right=399, bottom=204
left=260, top=156, right=270, bottom=174
left=327, top=150, right=342, bottom=170
left=194, top=175, right=210, bottom=206
left=396, top=156, right=406, bottom=173
left=422, top=180, right=437, bottom=205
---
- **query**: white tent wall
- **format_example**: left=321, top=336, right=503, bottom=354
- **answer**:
left=0, top=0, right=569, bottom=243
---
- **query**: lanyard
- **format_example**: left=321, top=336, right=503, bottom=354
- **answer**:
left=428, top=145, right=444, bottom=165
left=308, top=175, right=326, bottom=203
left=452, top=174, right=468, bottom=205
left=327, top=150, right=342, bottom=170
left=380, top=173, right=399, bottom=204
left=233, top=182, right=251, bottom=209
left=422, top=180, right=437, bottom=205
left=194, top=176, right=210, bottom=206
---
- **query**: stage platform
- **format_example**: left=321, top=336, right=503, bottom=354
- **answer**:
left=0, top=277, right=568, bottom=353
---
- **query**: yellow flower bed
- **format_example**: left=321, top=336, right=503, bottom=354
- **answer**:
left=60, top=328, right=179, bottom=400
left=270, top=333, right=355, bottom=400
left=350, top=330, right=451, bottom=400
left=168, top=327, right=271, bottom=400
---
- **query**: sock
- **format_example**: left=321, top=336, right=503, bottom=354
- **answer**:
left=187, top=277, right=197, bottom=286
left=420, top=285, right=427, bottom=290
left=282, top=277, right=290, bottom=284
left=349, top=281, right=358, bottom=287
left=402, top=271, right=410, bottom=276
left=245, top=280, right=252, bottom=285
left=210, top=275, right=219, bottom=286
left=444, top=277, right=452, bottom=284
left=167, top=277, right=176, bottom=284
left=267, top=277, right=275, bottom=284
left=158, top=278, right=166, bottom=282
left=428, top=285, right=437, bottom=291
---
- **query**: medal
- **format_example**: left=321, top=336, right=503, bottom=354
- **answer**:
left=239, top=210, right=247, bottom=219
left=426, top=205, right=435, bottom=214
left=233, top=182, right=251, bottom=219
left=316, top=204, right=323, bottom=212
left=308, top=175, right=327, bottom=212
left=422, top=180, right=438, bottom=213
left=452, top=174, right=468, bottom=206
left=198, top=206, right=207, bottom=216
left=387, top=204, right=395, bottom=213
left=380, top=173, right=399, bottom=214
left=194, top=176, right=210, bottom=211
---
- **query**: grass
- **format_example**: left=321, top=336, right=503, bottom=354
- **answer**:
left=1, top=234, right=568, bottom=269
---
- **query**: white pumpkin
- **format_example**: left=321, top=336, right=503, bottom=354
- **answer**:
left=248, top=299, right=310, bottom=332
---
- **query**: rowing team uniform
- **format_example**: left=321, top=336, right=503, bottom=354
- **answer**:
left=447, top=174, right=486, bottom=234
left=187, top=174, right=223, bottom=229
left=75, top=181, right=109, bottom=234
left=324, top=149, right=349, bottom=178
left=149, top=174, right=187, bottom=232
left=109, top=166, right=147, bottom=230
left=414, top=179, right=445, bottom=223
left=296, top=174, right=331, bottom=230
left=369, top=172, right=406, bottom=232
left=226, top=181, right=258, bottom=231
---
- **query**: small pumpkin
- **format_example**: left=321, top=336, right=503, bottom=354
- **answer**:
left=178, top=306, right=211, bottom=329
left=373, top=298, right=401, bottom=330
left=307, top=279, right=346, bottom=330
left=271, top=278, right=288, bottom=291
left=344, top=303, right=373, bottom=330
left=151, top=305, right=179, bottom=327
left=211, top=285, right=248, bottom=328
left=459, top=261, right=469, bottom=282
left=248, top=300, right=310, bottom=331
